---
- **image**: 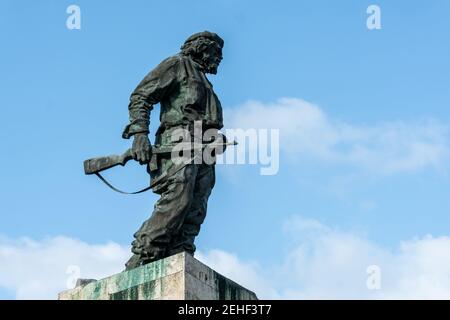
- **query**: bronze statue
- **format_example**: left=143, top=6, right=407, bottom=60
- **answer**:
left=86, top=31, right=227, bottom=270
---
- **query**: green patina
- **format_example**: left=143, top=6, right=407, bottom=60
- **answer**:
left=109, top=282, right=158, bottom=300
left=59, top=253, right=258, bottom=300
left=63, top=258, right=177, bottom=299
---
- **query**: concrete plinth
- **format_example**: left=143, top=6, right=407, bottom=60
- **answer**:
left=58, top=252, right=258, bottom=300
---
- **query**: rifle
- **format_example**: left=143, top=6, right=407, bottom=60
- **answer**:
left=84, top=145, right=173, bottom=175
left=83, top=141, right=237, bottom=194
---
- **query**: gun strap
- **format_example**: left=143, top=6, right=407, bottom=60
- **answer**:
left=95, top=172, right=153, bottom=194
left=92, top=141, right=237, bottom=195
left=93, top=153, right=201, bottom=195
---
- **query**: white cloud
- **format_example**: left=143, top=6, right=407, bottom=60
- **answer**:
left=198, top=216, right=450, bottom=299
left=2, top=223, right=450, bottom=299
left=0, top=236, right=129, bottom=299
left=225, top=98, right=450, bottom=174
left=195, top=250, right=280, bottom=299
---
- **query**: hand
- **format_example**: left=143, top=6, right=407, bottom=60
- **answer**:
left=132, top=133, right=152, bottom=164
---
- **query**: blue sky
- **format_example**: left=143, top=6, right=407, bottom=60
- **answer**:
left=1, top=0, right=450, bottom=299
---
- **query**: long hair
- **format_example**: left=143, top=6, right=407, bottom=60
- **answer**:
left=180, top=37, right=216, bottom=61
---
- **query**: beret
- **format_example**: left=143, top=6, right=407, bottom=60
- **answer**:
left=184, top=31, right=224, bottom=48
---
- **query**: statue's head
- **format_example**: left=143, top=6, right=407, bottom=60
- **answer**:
left=181, top=31, right=224, bottom=74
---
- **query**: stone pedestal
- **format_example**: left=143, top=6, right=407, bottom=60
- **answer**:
left=58, top=252, right=258, bottom=300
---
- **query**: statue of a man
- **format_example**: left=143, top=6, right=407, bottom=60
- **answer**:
left=122, top=31, right=225, bottom=270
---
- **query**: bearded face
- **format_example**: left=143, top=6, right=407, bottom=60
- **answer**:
left=181, top=36, right=224, bottom=74
left=201, top=42, right=223, bottom=74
